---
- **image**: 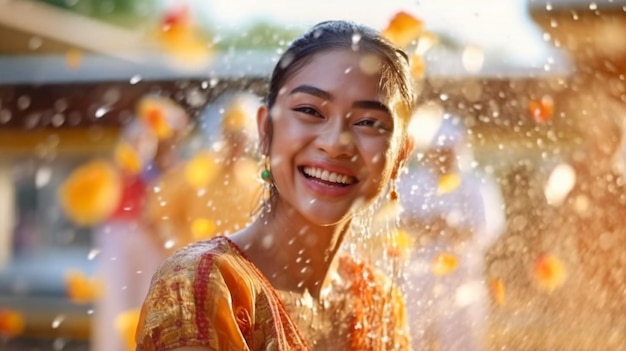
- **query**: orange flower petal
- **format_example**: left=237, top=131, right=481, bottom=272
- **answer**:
left=533, top=253, right=567, bottom=292
left=527, top=95, right=554, bottom=123
left=382, top=11, right=424, bottom=48
left=432, top=252, right=459, bottom=276
left=65, top=270, right=103, bottom=304
left=0, top=308, right=26, bottom=337
left=157, top=5, right=213, bottom=67
left=140, top=105, right=173, bottom=139
left=58, top=160, right=121, bottom=226
left=115, top=309, right=141, bottom=351
left=490, top=278, right=506, bottom=305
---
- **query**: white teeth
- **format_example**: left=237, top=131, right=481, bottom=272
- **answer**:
left=303, top=167, right=354, bottom=185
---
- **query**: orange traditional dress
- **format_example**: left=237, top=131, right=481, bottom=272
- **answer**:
left=136, top=236, right=410, bottom=351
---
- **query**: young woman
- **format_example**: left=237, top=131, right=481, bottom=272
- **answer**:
left=135, top=20, right=417, bottom=351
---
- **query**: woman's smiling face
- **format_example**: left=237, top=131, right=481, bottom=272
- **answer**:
left=259, top=48, right=403, bottom=226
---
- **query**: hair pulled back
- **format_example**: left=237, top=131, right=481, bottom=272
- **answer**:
left=266, top=20, right=416, bottom=122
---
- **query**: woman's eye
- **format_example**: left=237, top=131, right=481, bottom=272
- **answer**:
left=356, top=119, right=389, bottom=132
left=293, top=106, right=322, bottom=117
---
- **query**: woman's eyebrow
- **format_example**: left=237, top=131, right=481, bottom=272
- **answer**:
left=289, top=85, right=331, bottom=100
left=353, top=100, right=391, bottom=114
left=290, top=84, right=391, bottom=114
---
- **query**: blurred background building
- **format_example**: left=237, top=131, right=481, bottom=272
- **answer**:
left=0, top=0, right=625, bottom=350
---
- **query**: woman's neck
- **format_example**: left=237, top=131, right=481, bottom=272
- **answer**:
left=231, top=201, right=350, bottom=299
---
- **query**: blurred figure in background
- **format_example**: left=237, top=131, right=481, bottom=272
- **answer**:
left=59, top=95, right=191, bottom=351
left=143, top=91, right=261, bottom=255
left=93, top=95, right=191, bottom=351
left=399, top=114, right=506, bottom=351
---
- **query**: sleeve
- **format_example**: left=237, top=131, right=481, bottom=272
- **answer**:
left=135, top=248, right=252, bottom=351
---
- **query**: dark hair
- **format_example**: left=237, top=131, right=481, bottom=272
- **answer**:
left=268, top=20, right=414, bottom=110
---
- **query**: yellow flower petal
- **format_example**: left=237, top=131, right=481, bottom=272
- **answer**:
left=437, top=173, right=461, bottom=195
left=184, top=151, right=219, bottom=189
left=66, top=48, right=82, bottom=69
left=432, top=252, right=459, bottom=276
left=410, top=54, right=426, bottom=79
left=114, top=141, right=143, bottom=174
left=115, top=309, right=141, bottom=351
left=386, top=229, right=414, bottom=259
left=191, top=218, right=217, bottom=241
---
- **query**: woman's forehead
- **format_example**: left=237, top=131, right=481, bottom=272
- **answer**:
left=280, top=49, right=391, bottom=102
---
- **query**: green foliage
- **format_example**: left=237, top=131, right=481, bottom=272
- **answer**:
left=36, top=0, right=158, bottom=28
left=35, top=1, right=304, bottom=50
left=212, top=22, right=305, bottom=50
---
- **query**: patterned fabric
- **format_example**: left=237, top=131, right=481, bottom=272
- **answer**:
left=136, top=236, right=410, bottom=351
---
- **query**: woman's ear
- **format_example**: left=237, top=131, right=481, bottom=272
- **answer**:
left=391, top=136, right=414, bottom=179
left=257, top=105, right=271, bottom=155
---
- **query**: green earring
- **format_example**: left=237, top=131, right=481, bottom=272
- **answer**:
left=261, top=156, right=271, bottom=182
left=261, top=168, right=271, bottom=181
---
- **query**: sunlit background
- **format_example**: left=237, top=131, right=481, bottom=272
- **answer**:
left=1, top=0, right=626, bottom=350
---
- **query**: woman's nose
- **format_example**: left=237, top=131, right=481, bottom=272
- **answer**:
left=315, top=116, right=355, bottom=158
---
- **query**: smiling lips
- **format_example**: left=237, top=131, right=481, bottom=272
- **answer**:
left=301, top=166, right=356, bottom=186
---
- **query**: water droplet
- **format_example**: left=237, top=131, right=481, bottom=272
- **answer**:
left=262, top=233, right=274, bottom=248
left=88, top=249, right=100, bottom=260
left=51, top=113, right=65, bottom=127
left=29, top=37, right=43, bottom=50
left=103, top=88, right=121, bottom=105
left=0, top=109, right=11, bottom=124
left=351, top=33, right=361, bottom=51
left=544, top=163, right=576, bottom=206
left=130, top=75, right=142, bottom=84
left=461, top=44, right=484, bottom=73
left=17, top=95, right=31, bottom=110
left=53, top=337, right=66, bottom=350
left=95, top=107, right=108, bottom=118
left=24, top=113, right=40, bottom=129
left=51, top=315, right=66, bottom=329
left=35, top=167, right=52, bottom=188
left=339, top=132, right=352, bottom=145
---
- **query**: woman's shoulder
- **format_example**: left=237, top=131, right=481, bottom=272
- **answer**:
left=154, top=236, right=241, bottom=279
